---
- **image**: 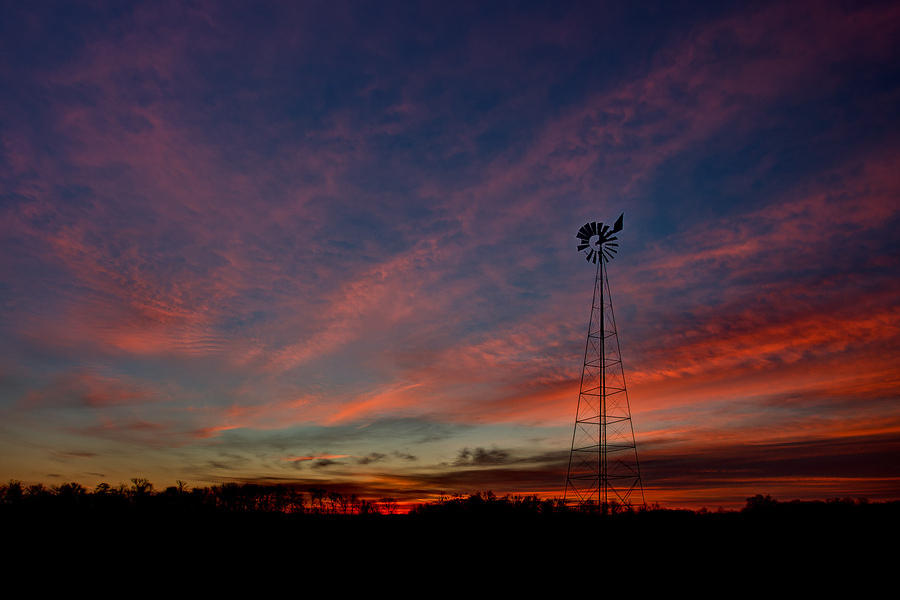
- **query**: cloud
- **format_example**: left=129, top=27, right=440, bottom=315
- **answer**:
left=357, top=453, right=387, bottom=465
left=453, top=447, right=511, bottom=467
left=21, top=369, right=156, bottom=409
left=205, top=426, right=900, bottom=508
left=639, top=432, right=900, bottom=507
left=52, top=450, right=97, bottom=459
left=282, top=454, right=350, bottom=463
left=191, top=425, right=242, bottom=439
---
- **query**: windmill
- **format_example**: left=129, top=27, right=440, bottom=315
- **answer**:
left=564, top=213, right=645, bottom=509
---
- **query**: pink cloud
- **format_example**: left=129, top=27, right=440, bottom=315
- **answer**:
left=21, top=369, right=157, bottom=408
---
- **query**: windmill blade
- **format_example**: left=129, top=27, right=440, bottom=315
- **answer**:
left=586, top=249, right=595, bottom=262
left=590, top=222, right=599, bottom=236
left=577, top=243, right=589, bottom=251
left=611, top=213, right=624, bottom=234
left=578, top=224, right=591, bottom=238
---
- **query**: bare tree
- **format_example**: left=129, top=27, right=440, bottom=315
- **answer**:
left=380, top=498, right=398, bottom=515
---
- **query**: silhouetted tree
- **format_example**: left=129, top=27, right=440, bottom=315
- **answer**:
left=1, top=480, right=23, bottom=504
left=130, top=478, right=153, bottom=496
left=336, top=493, right=350, bottom=514
left=380, top=498, right=398, bottom=515
left=744, top=494, right=777, bottom=513
left=327, top=491, right=343, bottom=514
left=309, top=488, right=326, bottom=513
left=54, top=482, right=87, bottom=504
left=288, top=489, right=305, bottom=513
left=26, top=483, right=48, bottom=498
left=357, top=499, right=380, bottom=515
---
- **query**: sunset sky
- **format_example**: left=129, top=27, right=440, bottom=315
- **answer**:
left=1, top=0, right=898, bottom=508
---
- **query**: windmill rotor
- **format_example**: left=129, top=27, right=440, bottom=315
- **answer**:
left=575, top=213, right=623, bottom=264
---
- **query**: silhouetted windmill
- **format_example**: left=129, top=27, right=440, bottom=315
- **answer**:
left=565, top=213, right=645, bottom=509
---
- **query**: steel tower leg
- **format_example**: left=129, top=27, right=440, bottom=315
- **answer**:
left=564, top=260, right=644, bottom=510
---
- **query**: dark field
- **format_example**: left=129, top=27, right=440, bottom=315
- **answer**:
left=3, top=481, right=896, bottom=577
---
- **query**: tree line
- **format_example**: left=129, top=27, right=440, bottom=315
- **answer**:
left=1, top=478, right=894, bottom=520
left=0, top=478, right=401, bottom=515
